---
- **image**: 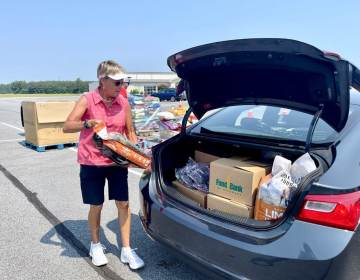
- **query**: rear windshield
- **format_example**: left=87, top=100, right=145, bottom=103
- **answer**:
left=192, top=105, right=339, bottom=144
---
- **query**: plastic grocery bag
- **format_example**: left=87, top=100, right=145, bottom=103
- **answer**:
left=255, top=153, right=317, bottom=221
left=290, top=153, right=317, bottom=184
left=261, top=170, right=297, bottom=207
left=255, top=169, right=294, bottom=221
left=271, top=155, right=292, bottom=176
left=175, top=158, right=209, bottom=193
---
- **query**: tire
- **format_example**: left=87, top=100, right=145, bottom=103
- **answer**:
left=170, top=96, right=176, bottom=102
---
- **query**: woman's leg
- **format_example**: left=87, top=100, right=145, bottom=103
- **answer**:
left=115, top=200, right=131, bottom=247
left=88, top=204, right=103, bottom=243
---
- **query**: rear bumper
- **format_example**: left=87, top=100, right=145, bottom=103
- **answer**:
left=139, top=179, right=359, bottom=280
left=140, top=215, right=235, bottom=279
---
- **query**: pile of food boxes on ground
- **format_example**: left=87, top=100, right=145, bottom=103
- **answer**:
left=173, top=151, right=316, bottom=221
left=128, top=94, right=161, bottom=148
left=129, top=94, right=197, bottom=149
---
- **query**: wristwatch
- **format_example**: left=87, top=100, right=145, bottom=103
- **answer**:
left=83, top=120, right=91, bottom=129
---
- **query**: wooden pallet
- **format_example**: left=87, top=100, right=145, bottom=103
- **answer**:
left=23, top=141, right=78, bottom=152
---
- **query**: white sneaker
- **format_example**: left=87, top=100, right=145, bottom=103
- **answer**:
left=89, top=242, right=108, bottom=266
left=120, top=247, right=145, bottom=270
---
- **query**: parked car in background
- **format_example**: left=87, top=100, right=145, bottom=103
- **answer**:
left=151, top=88, right=180, bottom=101
left=139, top=38, right=360, bottom=279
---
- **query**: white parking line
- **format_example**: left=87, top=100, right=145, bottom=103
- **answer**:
left=0, top=138, right=24, bottom=143
left=0, top=122, right=24, bottom=132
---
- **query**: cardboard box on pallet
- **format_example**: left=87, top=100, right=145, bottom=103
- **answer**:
left=207, top=194, right=253, bottom=218
left=21, top=101, right=79, bottom=147
left=209, top=158, right=271, bottom=207
left=172, top=180, right=207, bottom=208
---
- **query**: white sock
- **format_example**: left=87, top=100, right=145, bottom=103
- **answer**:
left=122, top=246, right=131, bottom=252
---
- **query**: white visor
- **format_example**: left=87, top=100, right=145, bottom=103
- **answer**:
left=99, top=72, right=129, bottom=81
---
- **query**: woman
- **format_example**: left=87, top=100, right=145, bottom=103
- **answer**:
left=63, top=60, right=144, bottom=269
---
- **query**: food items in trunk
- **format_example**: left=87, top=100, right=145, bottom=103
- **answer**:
left=93, top=122, right=151, bottom=169
left=255, top=153, right=316, bottom=221
left=175, top=158, right=210, bottom=193
left=290, top=153, right=317, bottom=184
left=209, top=158, right=271, bottom=207
left=207, top=194, right=254, bottom=218
left=194, top=150, right=220, bottom=163
left=172, top=180, right=207, bottom=208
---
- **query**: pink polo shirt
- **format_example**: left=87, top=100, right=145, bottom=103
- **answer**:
left=77, top=88, right=129, bottom=166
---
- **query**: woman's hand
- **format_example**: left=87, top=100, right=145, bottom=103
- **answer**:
left=144, top=164, right=152, bottom=174
left=87, top=119, right=102, bottom=128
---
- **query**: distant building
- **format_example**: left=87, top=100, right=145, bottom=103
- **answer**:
left=89, top=72, right=180, bottom=95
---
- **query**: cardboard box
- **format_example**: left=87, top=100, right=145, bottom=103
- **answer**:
left=22, top=101, right=79, bottom=146
left=209, top=158, right=271, bottom=207
left=207, top=194, right=253, bottom=218
left=172, top=180, right=207, bottom=208
left=194, top=150, right=220, bottom=163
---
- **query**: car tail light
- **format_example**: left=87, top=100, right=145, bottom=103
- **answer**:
left=297, top=191, right=360, bottom=231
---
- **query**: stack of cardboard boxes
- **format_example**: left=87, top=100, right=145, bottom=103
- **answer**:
left=208, top=157, right=270, bottom=218
left=172, top=151, right=271, bottom=219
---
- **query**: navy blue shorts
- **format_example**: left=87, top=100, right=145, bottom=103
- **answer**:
left=80, top=165, right=128, bottom=205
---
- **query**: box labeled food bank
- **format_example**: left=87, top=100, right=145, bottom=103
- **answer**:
left=209, top=158, right=271, bottom=207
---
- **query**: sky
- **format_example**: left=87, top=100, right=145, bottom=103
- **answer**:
left=1, top=0, right=359, bottom=83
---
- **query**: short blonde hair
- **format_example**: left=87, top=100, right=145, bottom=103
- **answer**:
left=97, top=60, right=126, bottom=79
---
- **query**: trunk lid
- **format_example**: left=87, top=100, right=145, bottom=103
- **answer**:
left=168, top=38, right=354, bottom=132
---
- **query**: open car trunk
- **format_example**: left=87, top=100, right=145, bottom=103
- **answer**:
left=153, top=132, right=330, bottom=228
left=152, top=38, right=356, bottom=228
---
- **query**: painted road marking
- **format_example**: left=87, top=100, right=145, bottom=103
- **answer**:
left=0, top=138, right=24, bottom=143
left=0, top=122, right=24, bottom=132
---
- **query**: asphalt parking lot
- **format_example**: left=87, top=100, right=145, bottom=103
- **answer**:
left=0, top=96, right=204, bottom=280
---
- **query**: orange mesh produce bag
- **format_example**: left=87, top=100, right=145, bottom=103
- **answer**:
left=94, top=122, right=151, bottom=169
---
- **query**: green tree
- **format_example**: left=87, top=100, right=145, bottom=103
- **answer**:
left=10, top=81, right=27, bottom=93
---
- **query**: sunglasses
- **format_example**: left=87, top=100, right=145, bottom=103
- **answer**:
left=104, top=76, right=123, bottom=87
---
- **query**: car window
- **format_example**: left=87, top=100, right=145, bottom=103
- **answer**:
left=192, top=105, right=339, bottom=144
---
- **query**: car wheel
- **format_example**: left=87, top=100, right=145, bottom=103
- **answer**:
left=170, top=96, right=176, bottom=102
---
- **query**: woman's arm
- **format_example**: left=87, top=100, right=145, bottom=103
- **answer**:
left=125, top=102, right=138, bottom=144
left=63, top=96, right=98, bottom=133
